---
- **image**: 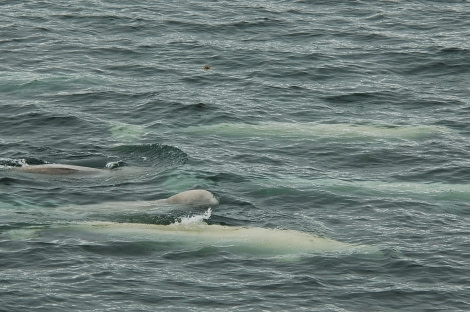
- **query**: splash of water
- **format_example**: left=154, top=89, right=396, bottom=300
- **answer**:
left=175, top=208, right=212, bottom=226
left=0, top=158, right=28, bottom=169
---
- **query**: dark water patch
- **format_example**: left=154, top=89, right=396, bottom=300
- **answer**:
left=0, top=173, right=58, bottom=190
left=152, top=101, right=216, bottom=115
left=180, top=73, right=217, bottom=86
left=51, top=89, right=144, bottom=106
left=162, top=15, right=287, bottom=38
left=245, top=187, right=312, bottom=214
left=0, top=176, right=47, bottom=187
left=2, top=147, right=107, bottom=169
left=110, top=213, right=179, bottom=226
left=346, top=149, right=425, bottom=169
left=51, top=12, right=152, bottom=35
left=161, top=246, right=235, bottom=261
left=111, top=143, right=188, bottom=168
left=232, top=153, right=286, bottom=167
left=207, top=214, right=255, bottom=227
left=383, top=48, right=470, bottom=81
left=80, top=241, right=164, bottom=257
left=205, top=172, right=248, bottom=184
left=142, top=100, right=232, bottom=128
left=0, top=176, right=20, bottom=185
left=2, top=110, right=102, bottom=146
left=438, top=46, right=470, bottom=56
left=393, top=166, right=470, bottom=184
left=280, top=30, right=326, bottom=41
left=321, top=91, right=395, bottom=104
left=172, top=102, right=210, bottom=111
left=0, top=73, right=102, bottom=96
left=405, top=60, right=469, bottom=77
left=8, top=112, right=83, bottom=127
left=101, top=60, right=159, bottom=76
left=0, top=241, right=56, bottom=270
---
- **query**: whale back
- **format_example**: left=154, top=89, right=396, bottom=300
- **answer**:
left=6, top=221, right=372, bottom=257
left=165, top=189, right=219, bottom=206
left=16, top=164, right=104, bottom=175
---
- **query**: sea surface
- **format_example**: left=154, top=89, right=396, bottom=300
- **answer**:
left=1, top=1, right=469, bottom=311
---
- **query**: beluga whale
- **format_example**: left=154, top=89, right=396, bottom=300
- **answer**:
left=14, top=160, right=126, bottom=175
left=4, top=207, right=376, bottom=258
left=157, top=189, right=219, bottom=207
left=16, top=163, right=106, bottom=175
left=11, top=162, right=218, bottom=208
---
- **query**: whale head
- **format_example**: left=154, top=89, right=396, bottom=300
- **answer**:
left=165, top=189, right=219, bottom=207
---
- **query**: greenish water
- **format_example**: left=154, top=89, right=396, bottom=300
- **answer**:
left=1, top=1, right=469, bottom=311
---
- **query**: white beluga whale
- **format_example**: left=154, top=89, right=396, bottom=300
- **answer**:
left=157, top=189, right=219, bottom=206
left=54, top=189, right=219, bottom=218
left=14, top=161, right=126, bottom=175
left=180, top=122, right=450, bottom=140
left=62, top=222, right=358, bottom=256
left=10, top=162, right=218, bottom=210
left=15, top=163, right=106, bottom=175
left=5, top=208, right=375, bottom=258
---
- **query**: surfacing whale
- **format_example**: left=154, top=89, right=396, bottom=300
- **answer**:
left=16, top=163, right=105, bottom=175
left=157, top=189, right=219, bottom=206
left=60, top=221, right=356, bottom=256
left=54, top=190, right=219, bottom=217
left=14, top=161, right=128, bottom=175
left=6, top=216, right=374, bottom=257
left=12, top=163, right=218, bottom=208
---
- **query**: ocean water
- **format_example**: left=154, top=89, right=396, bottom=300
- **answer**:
left=1, top=1, right=469, bottom=311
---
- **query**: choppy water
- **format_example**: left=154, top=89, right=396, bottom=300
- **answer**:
left=1, top=1, right=470, bottom=311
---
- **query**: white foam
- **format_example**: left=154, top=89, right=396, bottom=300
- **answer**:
left=175, top=208, right=212, bottom=226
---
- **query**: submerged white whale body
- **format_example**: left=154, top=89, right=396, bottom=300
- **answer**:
left=65, top=222, right=358, bottom=256
left=7, top=211, right=374, bottom=257
left=180, top=122, right=450, bottom=139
